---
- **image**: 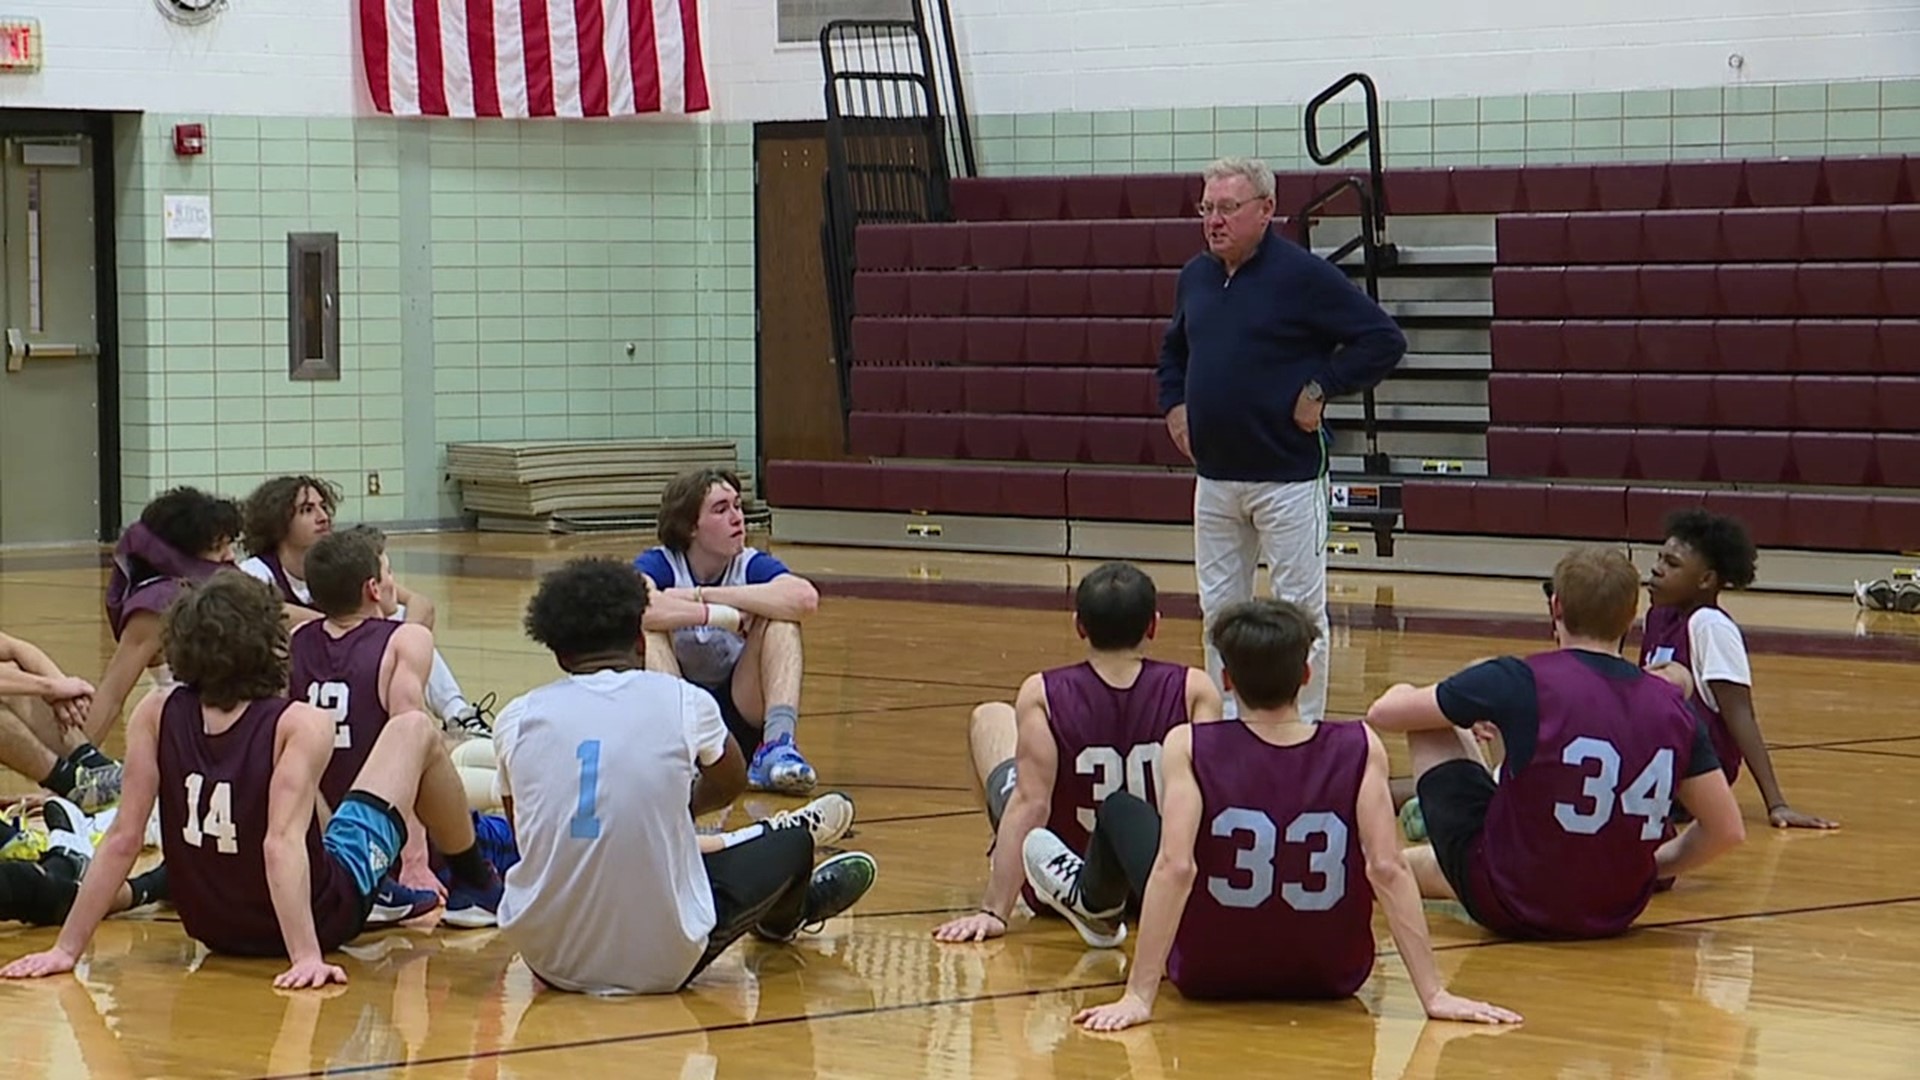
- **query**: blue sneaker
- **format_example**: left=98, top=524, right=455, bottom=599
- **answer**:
left=367, top=876, right=441, bottom=926
left=472, top=811, right=520, bottom=875
left=443, top=867, right=503, bottom=929
left=747, top=734, right=817, bottom=795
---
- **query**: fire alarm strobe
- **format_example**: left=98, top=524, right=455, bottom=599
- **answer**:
left=156, top=0, right=228, bottom=27
left=173, top=124, right=206, bottom=156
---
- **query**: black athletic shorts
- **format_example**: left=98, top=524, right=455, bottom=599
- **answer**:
left=1415, top=759, right=1501, bottom=929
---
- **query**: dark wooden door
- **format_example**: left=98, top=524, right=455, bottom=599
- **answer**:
left=755, top=123, right=850, bottom=468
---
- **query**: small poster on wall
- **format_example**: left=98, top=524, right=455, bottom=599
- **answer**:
left=163, top=194, right=213, bottom=240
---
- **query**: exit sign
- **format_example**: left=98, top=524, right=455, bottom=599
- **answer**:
left=1, top=18, right=40, bottom=72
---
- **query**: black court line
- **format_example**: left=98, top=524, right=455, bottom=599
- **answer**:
left=1769, top=733, right=1920, bottom=751
left=807, top=669, right=1012, bottom=693
left=1422, top=893, right=1920, bottom=956
left=812, top=698, right=993, bottom=719
left=855, top=809, right=978, bottom=827
left=1807, top=745, right=1920, bottom=762
left=830, top=781, right=975, bottom=793
left=855, top=905, right=973, bottom=920
left=247, top=977, right=1133, bottom=1080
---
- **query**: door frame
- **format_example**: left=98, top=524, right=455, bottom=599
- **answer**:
left=0, top=109, right=120, bottom=540
left=751, top=119, right=829, bottom=481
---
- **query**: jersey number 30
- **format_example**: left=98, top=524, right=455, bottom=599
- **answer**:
left=1075, top=744, right=1163, bottom=831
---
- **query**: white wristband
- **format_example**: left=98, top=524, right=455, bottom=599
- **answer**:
left=704, top=603, right=743, bottom=633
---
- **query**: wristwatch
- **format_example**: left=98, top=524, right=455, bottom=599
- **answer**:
left=1303, top=380, right=1325, bottom=401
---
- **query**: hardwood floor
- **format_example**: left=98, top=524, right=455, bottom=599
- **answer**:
left=0, top=534, right=1914, bottom=1078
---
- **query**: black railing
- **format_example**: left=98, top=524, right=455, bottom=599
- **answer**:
left=1299, top=72, right=1396, bottom=476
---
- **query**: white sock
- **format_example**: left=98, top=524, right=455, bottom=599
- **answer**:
left=426, top=650, right=467, bottom=720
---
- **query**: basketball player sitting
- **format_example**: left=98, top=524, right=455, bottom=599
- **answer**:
left=493, top=558, right=876, bottom=995
left=239, top=475, right=495, bottom=737
left=0, top=572, right=502, bottom=989
left=1642, top=510, right=1837, bottom=830
left=0, top=631, right=120, bottom=812
left=932, top=562, right=1221, bottom=945
left=0, top=797, right=167, bottom=928
left=1367, top=547, right=1747, bottom=940
left=635, top=467, right=819, bottom=795
left=1068, top=600, right=1521, bottom=1031
left=288, top=527, right=467, bottom=923
left=90, top=487, right=243, bottom=749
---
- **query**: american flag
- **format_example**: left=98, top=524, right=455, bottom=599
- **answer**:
left=358, top=1, right=709, bottom=118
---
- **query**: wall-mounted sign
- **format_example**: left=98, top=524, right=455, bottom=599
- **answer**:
left=0, top=18, right=40, bottom=72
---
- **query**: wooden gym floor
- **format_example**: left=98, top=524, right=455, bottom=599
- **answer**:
left=2, top=533, right=1918, bottom=1078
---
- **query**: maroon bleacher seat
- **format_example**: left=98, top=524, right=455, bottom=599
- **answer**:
left=1085, top=319, right=1154, bottom=367
left=1389, top=168, right=1455, bottom=215
left=1564, top=267, right=1640, bottom=317
left=1889, top=206, right=1920, bottom=258
left=876, top=464, right=938, bottom=512
left=1642, top=210, right=1723, bottom=263
left=1712, top=320, right=1796, bottom=372
left=1522, top=165, right=1595, bottom=213
left=1150, top=271, right=1179, bottom=314
left=764, top=460, right=826, bottom=508
left=1703, top=489, right=1789, bottom=548
left=853, top=273, right=909, bottom=317
left=1879, top=321, right=1920, bottom=374
left=1596, top=165, right=1667, bottom=211
left=848, top=412, right=906, bottom=457
left=1562, top=321, right=1638, bottom=371
left=1002, top=178, right=1067, bottom=221
left=1823, top=157, right=1904, bottom=206
left=1546, top=484, right=1628, bottom=539
left=1144, top=423, right=1188, bottom=466
left=1027, top=222, right=1093, bottom=268
left=963, top=415, right=1025, bottom=461
left=1488, top=373, right=1560, bottom=424
left=949, top=179, right=1004, bottom=222
left=1022, top=319, right=1088, bottom=364
left=1877, top=433, right=1920, bottom=487
left=1710, top=430, right=1793, bottom=483
left=1743, top=159, right=1823, bottom=208
left=1718, top=264, right=1799, bottom=317
left=1627, top=487, right=1705, bottom=541
left=1123, top=174, right=1196, bottom=219
left=1556, top=428, right=1634, bottom=479
left=1021, top=416, right=1087, bottom=462
left=1496, top=215, right=1566, bottom=264
left=1796, top=263, right=1882, bottom=317
left=853, top=318, right=908, bottom=365
left=1665, top=161, right=1744, bottom=209
left=1087, top=270, right=1157, bottom=317
left=1486, top=427, right=1558, bottom=477
left=962, top=367, right=1025, bottom=413
left=1490, top=321, right=1563, bottom=371
left=1638, top=266, right=1717, bottom=317
left=1795, top=320, right=1880, bottom=373
left=1401, top=480, right=1476, bottom=533
left=1633, top=374, right=1716, bottom=427
left=1786, top=492, right=1874, bottom=551
left=1876, top=379, right=1920, bottom=433
left=1473, top=481, right=1550, bottom=536
left=1018, top=368, right=1086, bottom=414
left=1883, top=264, right=1920, bottom=315
left=1871, top=495, right=1920, bottom=553
left=1085, top=368, right=1154, bottom=415
left=964, top=318, right=1026, bottom=363
left=1720, top=209, right=1804, bottom=261
left=901, top=413, right=966, bottom=458
left=850, top=367, right=907, bottom=411
left=958, top=271, right=1019, bottom=316
left=1567, top=213, right=1643, bottom=264
left=1793, top=375, right=1877, bottom=429
left=1452, top=168, right=1522, bottom=214
left=1631, top=429, right=1714, bottom=482
left=1152, top=220, right=1201, bottom=267
left=1027, top=270, right=1091, bottom=317
left=855, top=225, right=911, bottom=270
left=968, top=222, right=1030, bottom=268
left=1063, top=177, right=1128, bottom=220
left=1713, top=375, right=1794, bottom=428
left=1792, top=431, right=1877, bottom=485
left=1801, top=207, right=1886, bottom=260
left=1067, top=470, right=1193, bottom=523
left=906, top=319, right=965, bottom=364
left=1557, top=374, right=1635, bottom=425
left=1082, top=418, right=1149, bottom=465
left=1636, top=321, right=1717, bottom=372
left=1087, top=221, right=1158, bottom=269
left=987, top=466, right=1070, bottom=517
left=909, top=224, right=970, bottom=269
left=1493, top=268, right=1565, bottom=318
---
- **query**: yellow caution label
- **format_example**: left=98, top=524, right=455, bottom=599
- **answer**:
left=905, top=522, right=943, bottom=538
left=1421, top=460, right=1467, bottom=474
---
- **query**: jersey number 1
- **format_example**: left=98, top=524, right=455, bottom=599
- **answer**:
left=571, top=740, right=602, bottom=840
left=181, top=773, right=239, bottom=855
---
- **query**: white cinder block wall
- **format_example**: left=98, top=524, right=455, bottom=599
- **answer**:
left=711, top=0, right=1920, bottom=122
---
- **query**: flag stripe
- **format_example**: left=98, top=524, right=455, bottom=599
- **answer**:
left=361, top=0, right=704, bottom=117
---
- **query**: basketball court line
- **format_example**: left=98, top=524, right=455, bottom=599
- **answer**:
left=803, top=668, right=1009, bottom=693
left=1770, top=734, right=1920, bottom=751
left=239, top=891, right=1920, bottom=1080
left=854, top=808, right=978, bottom=827
left=1807, top=744, right=1920, bottom=761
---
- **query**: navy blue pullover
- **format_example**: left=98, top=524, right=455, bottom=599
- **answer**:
left=1155, top=229, right=1407, bottom=482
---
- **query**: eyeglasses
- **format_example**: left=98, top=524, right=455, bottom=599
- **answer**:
left=1196, top=197, right=1268, bottom=219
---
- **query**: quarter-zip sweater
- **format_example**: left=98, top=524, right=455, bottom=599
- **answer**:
left=1155, top=228, right=1407, bottom=482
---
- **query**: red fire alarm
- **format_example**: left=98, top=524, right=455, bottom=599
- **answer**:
left=173, top=123, right=206, bottom=156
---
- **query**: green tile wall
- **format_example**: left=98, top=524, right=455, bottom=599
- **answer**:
left=112, top=114, right=753, bottom=527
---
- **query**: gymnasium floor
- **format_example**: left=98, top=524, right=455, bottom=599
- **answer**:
left=2, top=534, right=1918, bottom=1078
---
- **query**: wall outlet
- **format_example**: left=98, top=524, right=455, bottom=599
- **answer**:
left=366, top=471, right=381, bottom=496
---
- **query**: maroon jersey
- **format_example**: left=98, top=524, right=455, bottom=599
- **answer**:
left=1169, top=720, right=1375, bottom=999
left=288, top=618, right=402, bottom=806
left=1639, top=603, right=1741, bottom=781
left=257, top=551, right=321, bottom=612
left=1471, top=650, right=1700, bottom=939
left=1043, top=659, right=1190, bottom=857
left=155, top=688, right=367, bottom=957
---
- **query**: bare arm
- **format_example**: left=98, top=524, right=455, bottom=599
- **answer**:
left=698, top=574, right=820, bottom=624
left=0, top=692, right=166, bottom=978
left=1075, top=725, right=1200, bottom=1030
left=0, top=631, right=70, bottom=683
left=1710, top=682, right=1835, bottom=829
left=1185, top=668, right=1224, bottom=723
left=642, top=590, right=710, bottom=634
left=1658, top=771, right=1747, bottom=878
left=933, top=676, right=1057, bottom=942
left=264, top=704, right=337, bottom=978
left=690, top=736, right=747, bottom=816
left=379, top=624, right=435, bottom=718
left=85, top=613, right=163, bottom=743
left=1365, top=683, right=1454, bottom=734
left=392, top=583, right=437, bottom=631
left=283, top=604, right=324, bottom=628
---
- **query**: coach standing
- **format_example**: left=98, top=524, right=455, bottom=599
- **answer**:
left=1157, top=157, right=1406, bottom=721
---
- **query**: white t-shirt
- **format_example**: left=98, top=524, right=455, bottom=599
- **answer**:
left=1685, top=607, right=1753, bottom=714
left=238, top=555, right=308, bottom=602
left=494, top=668, right=729, bottom=994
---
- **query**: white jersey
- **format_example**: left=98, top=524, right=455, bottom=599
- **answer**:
left=494, top=668, right=729, bottom=994
left=658, top=547, right=759, bottom=686
left=238, top=555, right=310, bottom=603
